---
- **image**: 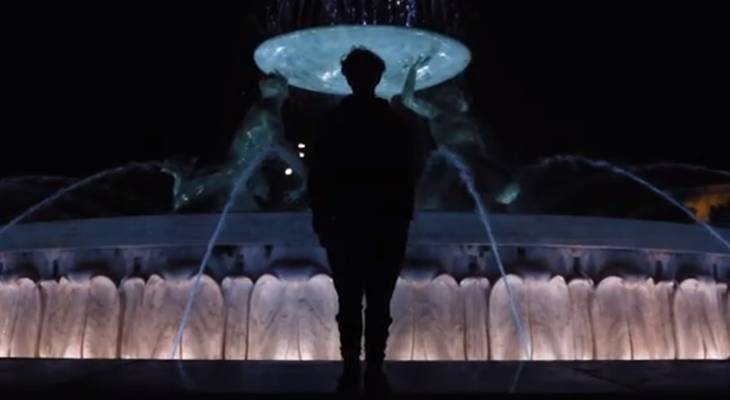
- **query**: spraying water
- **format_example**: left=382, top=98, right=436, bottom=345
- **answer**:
left=632, top=162, right=730, bottom=179
left=0, top=175, right=74, bottom=187
left=316, top=0, right=432, bottom=26
left=170, top=146, right=289, bottom=359
left=542, top=155, right=730, bottom=253
left=0, top=162, right=161, bottom=240
left=431, top=147, right=533, bottom=361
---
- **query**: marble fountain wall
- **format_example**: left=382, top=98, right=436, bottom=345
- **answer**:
left=0, top=213, right=728, bottom=361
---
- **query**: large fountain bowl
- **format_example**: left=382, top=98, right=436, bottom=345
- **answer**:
left=254, top=25, right=471, bottom=97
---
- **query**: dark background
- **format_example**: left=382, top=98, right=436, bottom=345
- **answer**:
left=2, top=2, right=727, bottom=178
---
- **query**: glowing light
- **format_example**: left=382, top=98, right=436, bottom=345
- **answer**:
left=284, top=168, right=293, bottom=176
left=299, top=152, right=305, bottom=158
left=297, top=143, right=306, bottom=149
left=685, top=191, right=730, bottom=221
left=254, top=25, right=471, bottom=97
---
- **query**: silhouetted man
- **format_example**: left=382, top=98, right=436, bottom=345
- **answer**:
left=308, top=48, right=418, bottom=395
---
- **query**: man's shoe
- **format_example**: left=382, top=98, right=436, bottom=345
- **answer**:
left=364, top=364, right=390, bottom=399
left=336, top=359, right=361, bottom=395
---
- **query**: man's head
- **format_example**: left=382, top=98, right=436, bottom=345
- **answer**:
left=341, top=47, right=386, bottom=97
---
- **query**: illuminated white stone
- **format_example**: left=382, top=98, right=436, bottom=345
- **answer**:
left=725, top=285, right=730, bottom=341
left=489, top=275, right=574, bottom=361
left=254, top=25, right=471, bottom=98
left=726, top=286, right=730, bottom=339
left=489, top=275, right=529, bottom=360
left=222, top=277, right=254, bottom=360
left=591, top=277, right=632, bottom=360
left=119, top=278, right=145, bottom=359
left=247, top=274, right=338, bottom=360
left=567, top=279, right=594, bottom=360
left=35, top=277, right=122, bottom=359
left=674, top=279, right=730, bottom=359
left=526, top=276, right=574, bottom=361
left=120, top=275, right=185, bottom=359
left=119, top=274, right=224, bottom=360
left=460, top=277, right=490, bottom=360
left=82, top=276, right=121, bottom=359
left=2, top=266, right=729, bottom=361
left=0, top=281, right=18, bottom=356
left=0, top=278, right=41, bottom=358
left=387, top=275, right=464, bottom=360
left=623, top=278, right=676, bottom=360
left=119, top=277, right=146, bottom=359
left=38, top=278, right=89, bottom=358
left=180, top=275, right=224, bottom=360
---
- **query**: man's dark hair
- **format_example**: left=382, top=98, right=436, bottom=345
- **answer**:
left=340, top=47, right=386, bottom=79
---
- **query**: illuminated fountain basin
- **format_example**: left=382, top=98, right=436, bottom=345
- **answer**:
left=254, top=25, right=471, bottom=97
left=1, top=213, right=729, bottom=361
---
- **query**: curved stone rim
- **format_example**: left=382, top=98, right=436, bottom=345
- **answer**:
left=254, top=25, right=472, bottom=97
left=1, top=213, right=728, bottom=256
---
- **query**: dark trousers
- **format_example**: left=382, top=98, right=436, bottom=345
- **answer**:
left=323, top=217, right=410, bottom=365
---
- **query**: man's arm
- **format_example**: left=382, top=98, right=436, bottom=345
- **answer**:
left=307, top=114, right=339, bottom=240
left=306, top=140, right=325, bottom=211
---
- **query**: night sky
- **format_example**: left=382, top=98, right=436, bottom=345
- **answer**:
left=3, top=3, right=727, bottom=178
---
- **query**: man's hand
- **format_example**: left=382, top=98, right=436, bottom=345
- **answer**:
left=312, top=213, right=336, bottom=246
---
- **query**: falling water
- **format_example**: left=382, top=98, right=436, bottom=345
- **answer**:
left=318, top=0, right=423, bottom=26
left=0, top=162, right=161, bottom=240
left=0, top=175, right=74, bottom=187
left=405, top=0, right=417, bottom=27
left=260, top=1, right=462, bottom=35
left=170, top=146, right=290, bottom=359
left=542, top=155, right=730, bottom=253
left=321, top=0, right=338, bottom=23
left=432, top=147, right=533, bottom=360
left=360, top=0, right=368, bottom=24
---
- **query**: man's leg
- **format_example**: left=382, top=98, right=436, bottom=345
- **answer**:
left=363, top=220, right=409, bottom=367
left=326, top=239, right=365, bottom=368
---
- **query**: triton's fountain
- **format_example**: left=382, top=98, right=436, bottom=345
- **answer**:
left=1, top=213, right=729, bottom=361
left=1, top=22, right=729, bottom=364
left=254, top=25, right=471, bottom=98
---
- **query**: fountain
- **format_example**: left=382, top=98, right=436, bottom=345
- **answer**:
left=0, top=162, right=161, bottom=239
left=432, top=147, right=532, bottom=361
left=539, top=155, right=730, bottom=252
left=254, top=25, right=471, bottom=98
left=170, top=147, right=291, bottom=358
left=1, top=22, right=729, bottom=370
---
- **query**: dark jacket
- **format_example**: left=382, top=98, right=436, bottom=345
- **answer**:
left=308, top=95, right=421, bottom=237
